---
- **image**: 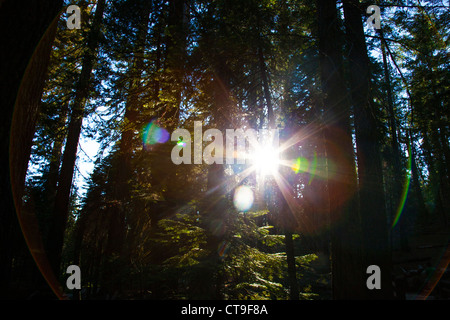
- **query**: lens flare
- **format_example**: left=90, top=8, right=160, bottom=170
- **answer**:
left=391, top=146, right=413, bottom=229
left=233, top=185, right=254, bottom=212
left=177, top=138, right=186, bottom=147
left=292, top=157, right=308, bottom=174
left=417, top=244, right=450, bottom=300
left=252, top=144, right=279, bottom=176
left=291, top=151, right=318, bottom=184
left=142, top=120, right=169, bottom=148
left=218, top=240, right=231, bottom=258
left=309, top=152, right=319, bottom=183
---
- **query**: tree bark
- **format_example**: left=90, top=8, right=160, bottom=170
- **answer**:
left=285, top=231, right=299, bottom=300
left=379, top=31, right=409, bottom=250
left=197, top=67, right=231, bottom=299
left=102, top=0, right=152, bottom=297
left=342, top=0, right=393, bottom=299
left=316, top=0, right=365, bottom=299
left=258, top=46, right=275, bottom=129
left=150, top=0, right=187, bottom=205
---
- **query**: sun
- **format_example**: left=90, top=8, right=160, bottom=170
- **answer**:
left=250, top=143, right=280, bottom=176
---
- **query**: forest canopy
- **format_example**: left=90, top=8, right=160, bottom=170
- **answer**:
left=1, top=0, right=449, bottom=301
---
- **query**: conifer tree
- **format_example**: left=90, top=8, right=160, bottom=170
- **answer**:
left=48, top=0, right=106, bottom=278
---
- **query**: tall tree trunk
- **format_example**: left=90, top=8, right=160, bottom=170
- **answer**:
left=285, top=231, right=299, bottom=300
left=102, top=0, right=152, bottom=297
left=342, top=0, right=393, bottom=299
left=379, top=30, right=409, bottom=250
left=0, top=0, right=63, bottom=297
left=316, top=0, right=365, bottom=299
left=165, top=0, right=187, bottom=124
left=197, top=63, right=231, bottom=299
left=145, top=1, right=188, bottom=287
left=45, top=102, right=70, bottom=205
left=428, top=65, right=450, bottom=228
left=408, top=130, right=429, bottom=226
left=48, top=0, right=105, bottom=279
left=381, top=35, right=431, bottom=232
left=150, top=0, right=187, bottom=203
left=258, top=46, right=275, bottom=129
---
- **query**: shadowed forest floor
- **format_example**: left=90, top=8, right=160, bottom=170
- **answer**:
left=293, top=224, right=450, bottom=300
left=392, top=231, right=450, bottom=300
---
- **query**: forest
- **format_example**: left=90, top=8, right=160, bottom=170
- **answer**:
left=0, top=0, right=449, bottom=301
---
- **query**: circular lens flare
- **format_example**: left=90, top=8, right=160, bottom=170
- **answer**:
left=290, top=151, right=318, bottom=184
left=233, top=185, right=254, bottom=212
left=292, top=157, right=309, bottom=174
left=142, top=120, right=169, bottom=148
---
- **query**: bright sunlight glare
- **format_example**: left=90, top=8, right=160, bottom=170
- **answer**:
left=251, top=144, right=280, bottom=176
